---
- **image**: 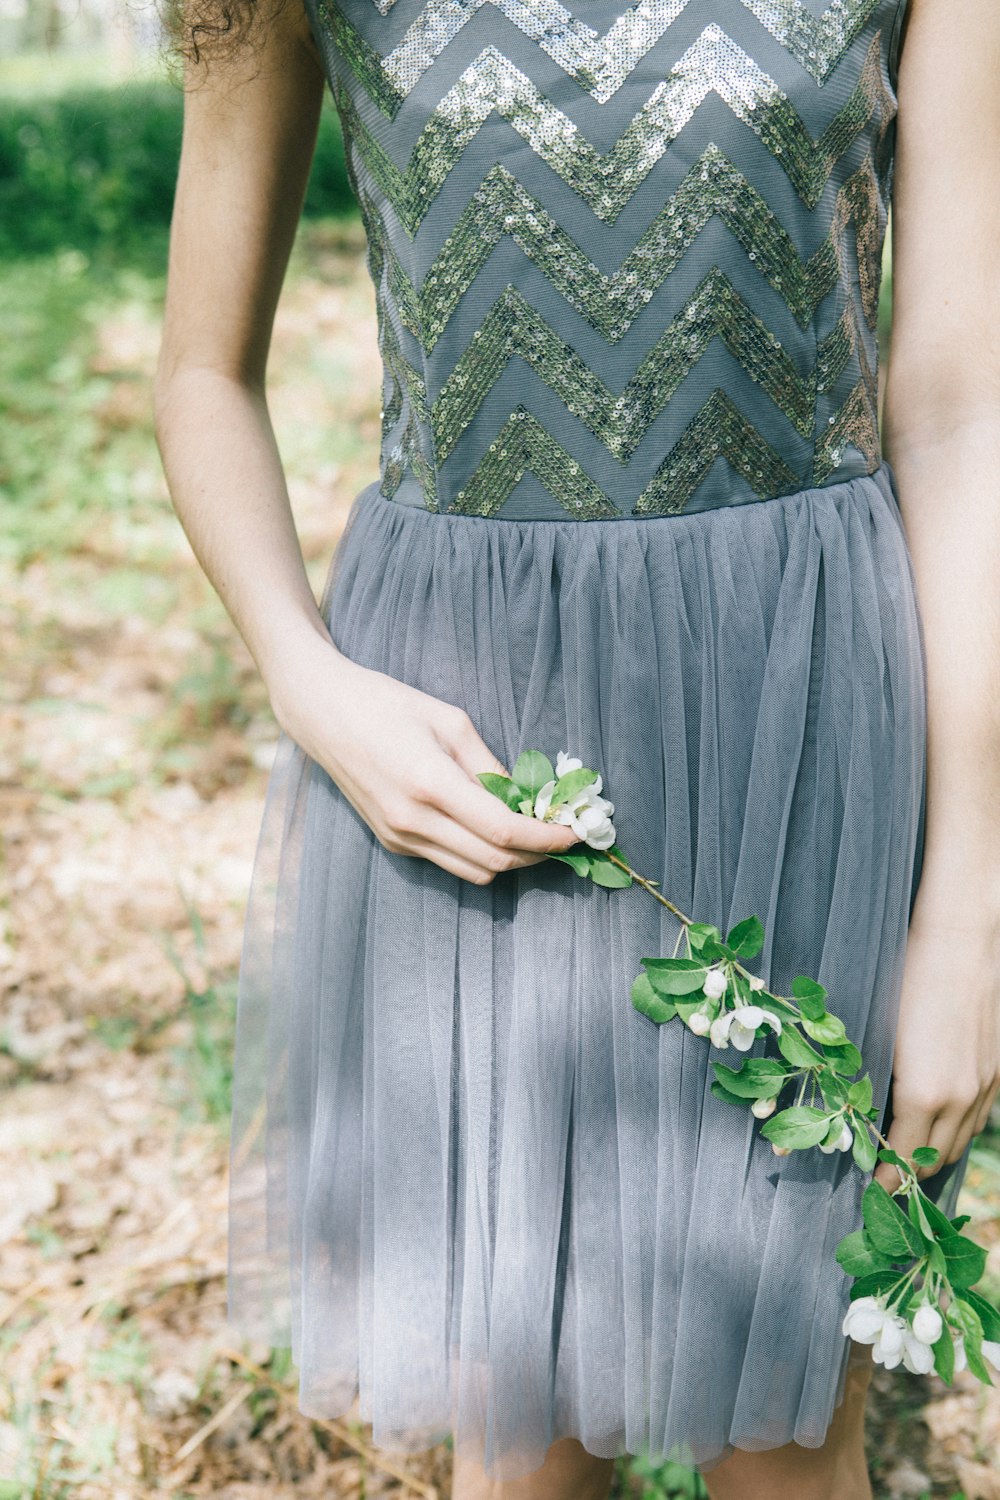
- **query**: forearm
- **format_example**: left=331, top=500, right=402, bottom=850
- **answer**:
left=154, top=364, right=348, bottom=724
left=883, top=402, right=1000, bottom=914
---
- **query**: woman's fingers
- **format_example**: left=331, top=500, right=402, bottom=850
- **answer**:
left=427, top=757, right=582, bottom=857
left=873, top=1095, right=940, bottom=1192
left=436, top=709, right=587, bottom=853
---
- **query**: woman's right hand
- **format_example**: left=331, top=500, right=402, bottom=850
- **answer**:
left=270, top=632, right=584, bottom=885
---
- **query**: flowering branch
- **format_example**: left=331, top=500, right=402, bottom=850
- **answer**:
left=480, top=750, right=1000, bottom=1387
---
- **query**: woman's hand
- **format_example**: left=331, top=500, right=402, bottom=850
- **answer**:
left=874, top=886, right=1000, bottom=1194
left=271, top=629, right=583, bottom=886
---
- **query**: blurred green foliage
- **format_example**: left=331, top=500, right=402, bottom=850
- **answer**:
left=0, top=78, right=355, bottom=259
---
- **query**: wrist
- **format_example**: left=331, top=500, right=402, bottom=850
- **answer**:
left=261, top=620, right=359, bottom=739
left=910, top=839, right=1000, bottom=949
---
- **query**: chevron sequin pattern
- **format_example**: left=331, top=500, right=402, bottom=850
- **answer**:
left=308, top=0, right=907, bottom=518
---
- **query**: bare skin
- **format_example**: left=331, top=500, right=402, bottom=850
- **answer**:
left=154, top=0, right=1000, bottom=1495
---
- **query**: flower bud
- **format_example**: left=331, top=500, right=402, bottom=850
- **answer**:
left=901, top=1330, right=936, bottom=1374
left=842, top=1295, right=887, bottom=1344
left=703, top=967, right=728, bottom=1001
left=911, top=1304, right=943, bottom=1346
left=747, top=975, right=765, bottom=991
left=771, top=1142, right=791, bottom=1157
left=709, top=1014, right=731, bottom=1050
left=687, top=1010, right=711, bottom=1036
left=751, top=1096, right=777, bottom=1119
left=835, top=1123, right=853, bottom=1153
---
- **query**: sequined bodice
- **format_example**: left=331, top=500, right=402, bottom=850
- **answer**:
left=304, top=0, right=908, bottom=519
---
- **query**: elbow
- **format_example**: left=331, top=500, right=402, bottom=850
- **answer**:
left=152, top=351, right=264, bottom=455
left=883, top=339, right=1000, bottom=453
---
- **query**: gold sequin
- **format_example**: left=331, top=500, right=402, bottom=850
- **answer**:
left=321, top=0, right=882, bottom=112
left=432, top=272, right=814, bottom=463
left=335, top=27, right=891, bottom=231
left=380, top=150, right=883, bottom=350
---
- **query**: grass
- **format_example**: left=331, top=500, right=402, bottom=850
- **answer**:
left=0, top=240, right=171, bottom=566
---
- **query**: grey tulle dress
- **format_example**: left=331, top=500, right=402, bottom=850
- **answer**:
left=227, top=0, right=970, bottom=1480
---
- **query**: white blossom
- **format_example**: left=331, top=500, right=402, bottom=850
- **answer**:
left=983, top=1340, right=1000, bottom=1373
left=771, top=1143, right=792, bottom=1157
left=709, top=1014, right=731, bottom=1049
left=820, top=1121, right=853, bottom=1155
left=532, top=768, right=616, bottom=850
left=569, top=797, right=616, bottom=850
left=687, top=1009, right=711, bottom=1036
left=842, top=1296, right=887, bottom=1344
left=712, top=1004, right=782, bottom=1052
left=842, top=1296, right=910, bottom=1369
left=532, top=779, right=558, bottom=820
left=555, top=750, right=584, bottom=776
left=900, top=1329, right=936, bottom=1375
left=703, top=967, right=728, bottom=1001
left=751, top=1096, right=777, bottom=1119
left=952, top=1334, right=968, bottom=1373
left=911, top=1304, right=943, bottom=1346
left=747, top=975, right=765, bottom=992
left=871, top=1314, right=907, bottom=1369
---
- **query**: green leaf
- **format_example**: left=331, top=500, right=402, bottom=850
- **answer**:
left=911, top=1146, right=941, bottom=1168
left=477, top=772, right=524, bottom=810
left=549, top=767, right=599, bottom=806
left=588, top=856, right=632, bottom=888
left=547, top=850, right=593, bottom=877
left=906, top=1191, right=935, bottom=1250
left=877, top=1148, right=909, bottom=1171
left=711, top=1079, right=750, bottom=1109
left=631, top=972, right=678, bottom=1025
left=511, top=750, right=555, bottom=796
left=791, top=975, right=829, bottom=1020
left=725, top=916, right=764, bottom=958
left=958, top=1288, right=1000, bottom=1343
left=847, top=1076, right=873, bottom=1113
left=852, top=1128, right=878, bottom=1174
left=861, top=1182, right=925, bottom=1261
left=821, top=1039, right=864, bottom=1076
left=802, top=1012, right=848, bottom=1045
left=932, top=1324, right=955, bottom=1385
left=776, top=1025, right=825, bottom=1069
left=712, top=1058, right=788, bottom=1100
left=517, top=797, right=535, bottom=816
left=850, top=1270, right=910, bottom=1301
left=760, top=1105, right=834, bottom=1149
left=915, top=1191, right=957, bottom=1240
left=938, top=1231, right=988, bottom=1289
left=687, top=922, right=722, bottom=951
left=754, top=991, right=797, bottom=1020
left=642, top=957, right=711, bottom=996
left=819, top=1073, right=849, bottom=1109
left=949, top=1299, right=992, bottom=1385
left=835, top=1228, right=898, bottom=1278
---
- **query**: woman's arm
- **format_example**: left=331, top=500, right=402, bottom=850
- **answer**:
left=154, top=1, right=580, bottom=883
left=876, top=0, right=1000, bottom=1187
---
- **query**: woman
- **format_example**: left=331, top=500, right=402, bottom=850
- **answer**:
left=154, top=0, right=1000, bottom=1494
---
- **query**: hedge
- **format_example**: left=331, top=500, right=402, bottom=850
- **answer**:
left=0, top=80, right=356, bottom=258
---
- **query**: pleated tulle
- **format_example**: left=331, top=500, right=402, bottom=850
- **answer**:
left=227, top=462, right=969, bottom=1480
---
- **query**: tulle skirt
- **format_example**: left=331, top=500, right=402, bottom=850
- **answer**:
left=227, top=460, right=969, bottom=1479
